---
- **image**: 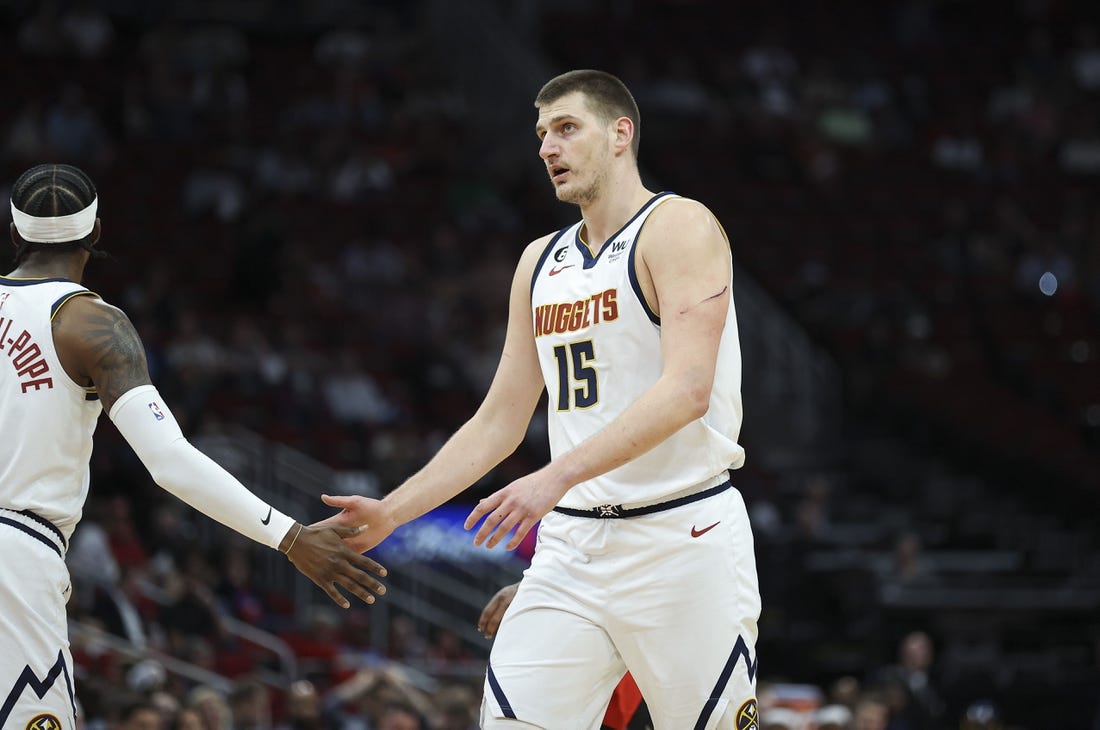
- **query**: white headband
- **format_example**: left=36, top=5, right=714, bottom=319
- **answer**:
left=10, top=196, right=98, bottom=243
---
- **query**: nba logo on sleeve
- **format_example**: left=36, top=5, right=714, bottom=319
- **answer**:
left=148, top=402, right=165, bottom=421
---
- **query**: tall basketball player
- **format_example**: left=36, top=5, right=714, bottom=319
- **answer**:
left=1, top=164, right=388, bottom=729
left=321, top=70, right=760, bottom=729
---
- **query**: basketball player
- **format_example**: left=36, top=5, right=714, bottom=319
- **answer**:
left=1, top=164, right=388, bottom=729
left=320, top=69, right=760, bottom=728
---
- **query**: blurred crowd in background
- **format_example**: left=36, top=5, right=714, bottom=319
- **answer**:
left=2, top=0, right=1098, bottom=728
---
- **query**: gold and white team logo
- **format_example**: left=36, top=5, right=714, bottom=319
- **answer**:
left=26, top=713, right=63, bottom=730
left=736, top=698, right=759, bottom=730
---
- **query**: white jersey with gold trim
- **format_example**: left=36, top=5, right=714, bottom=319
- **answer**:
left=530, top=192, right=745, bottom=509
left=0, top=276, right=102, bottom=541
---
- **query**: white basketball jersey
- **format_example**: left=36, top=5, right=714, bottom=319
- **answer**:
left=0, top=277, right=102, bottom=540
left=531, top=193, right=745, bottom=509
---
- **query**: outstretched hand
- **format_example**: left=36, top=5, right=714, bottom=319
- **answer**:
left=464, top=470, right=567, bottom=551
left=282, top=523, right=387, bottom=609
left=314, top=494, right=396, bottom=554
left=478, top=582, right=519, bottom=639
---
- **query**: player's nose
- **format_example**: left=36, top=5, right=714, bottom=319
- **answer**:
left=539, top=135, right=559, bottom=161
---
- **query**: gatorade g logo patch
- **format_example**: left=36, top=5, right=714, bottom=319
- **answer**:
left=736, top=698, right=759, bottom=730
left=26, top=714, right=63, bottom=730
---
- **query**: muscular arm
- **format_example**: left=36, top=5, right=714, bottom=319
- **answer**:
left=380, top=238, right=549, bottom=525
left=53, top=296, right=151, bottom=414
left=466, top=199, right=733, bottom=548
left=53, top=297, right=387, bottom=607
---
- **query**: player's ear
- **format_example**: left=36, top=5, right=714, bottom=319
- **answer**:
left=90, top=218, right=101, bottom=246
left=612, top=116, right=634, bottom=156
left=10, top=222, right=21, bottom=248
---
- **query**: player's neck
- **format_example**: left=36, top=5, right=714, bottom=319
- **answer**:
left=578, top=179, right=653, bottom=248
left=8, top=254, right=86, bottom=283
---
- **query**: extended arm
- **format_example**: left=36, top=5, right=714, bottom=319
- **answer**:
left=53, top=297, right=387, bottom=607
left=466, top=200, right=733, bottom=548
left=318, top=236, right=550, bottom=551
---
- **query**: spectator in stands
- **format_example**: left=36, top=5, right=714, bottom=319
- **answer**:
left=186, top=685, right=233, bottom=730
left=275, top=680, right=332, bottom=730
left=430, top=684, right=479, bottom=730
left=229, top=679, right=271, bottom=730
left=851, top=695, right=890, bottom=730
left=171, top=707, right=207, bottom=730
left=376, top=701, right=424, bottom=730
left=871, top=630, right=944, bottom=730
left=118, top=699, right=166, bottom=730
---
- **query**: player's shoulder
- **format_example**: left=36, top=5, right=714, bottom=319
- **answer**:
left=647, top=195, right=719, bottom=230
left=53, top=293, right=134, bottom=335
left=524, top=230, right=562, bottom=257
left=516, top=231, right=563, bottom=270
left=58, top=292, right=122, bottom=318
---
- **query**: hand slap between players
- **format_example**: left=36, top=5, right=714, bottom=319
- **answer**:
left=464, top=469, right=568, bottom=551
left=282, top=524, right=388, bottom=609
left=314, top=494, right=397, bottom=554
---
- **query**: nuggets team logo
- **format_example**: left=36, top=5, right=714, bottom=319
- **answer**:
left=26, top=713, right=63, bottom=730
left=148, top=401, right=165, bottom=421
left=736, top=698, right=759, bottom=730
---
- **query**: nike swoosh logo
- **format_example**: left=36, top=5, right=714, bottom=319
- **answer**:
left=548, top=265, right=575, bottom=276
left=691, top=521, right=720, bottom=538
left=261, top=506, right=272, bottom=525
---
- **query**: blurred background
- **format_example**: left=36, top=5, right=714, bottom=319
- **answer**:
left=2, top=0, right=1098, bottom=728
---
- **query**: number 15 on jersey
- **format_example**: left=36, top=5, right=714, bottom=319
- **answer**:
left=552, top=339, right=598, bottom=411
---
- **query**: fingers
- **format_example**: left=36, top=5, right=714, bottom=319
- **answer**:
left=314, top=577, right=352, bottom=609
left=483, top=512, right=522, bottom=549
left=322, top=494, right=355, bottom=508
left=467, top=493, right=534, bottom=549
left=505, top=519, right=536, bottom=551
left=464, top=495, right=499, bottom=531
left=330, top=525, right=363, bottom=539
left=478, top=593, right=504, bottom=634
left=351, top=552, right=388, bottom=578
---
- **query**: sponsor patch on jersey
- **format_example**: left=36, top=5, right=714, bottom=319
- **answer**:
left=148, top=401, right=165, bottom=421
left=26, top=713, right=63, bottom=730
left=736, top=698, right=759, bottom=730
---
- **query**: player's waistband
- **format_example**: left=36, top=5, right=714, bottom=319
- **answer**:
left=0, top=506, right=68, bottom=558
left=552, top=477, right=732, bottom=519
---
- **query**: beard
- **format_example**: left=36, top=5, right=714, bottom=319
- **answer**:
left=555, top=167, right=606, bottom=206
left=552, top=146, right=611, bottom=206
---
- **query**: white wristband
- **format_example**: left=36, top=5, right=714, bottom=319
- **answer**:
left=109, top=385, right=295, bottom=549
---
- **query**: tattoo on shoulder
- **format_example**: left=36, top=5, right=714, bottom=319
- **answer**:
left=82, top=305, right=151, bottom=404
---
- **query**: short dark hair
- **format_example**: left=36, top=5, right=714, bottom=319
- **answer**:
left=10, top=163, right=102, bottom=265
left=535, top=69, right=641, bottom=157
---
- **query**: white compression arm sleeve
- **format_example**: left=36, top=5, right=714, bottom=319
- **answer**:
left=109, top=385, right=296, bottom=550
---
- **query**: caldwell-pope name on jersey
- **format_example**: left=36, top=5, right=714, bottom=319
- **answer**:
left=0, top=315, right=53, bottom=392
left=534, top=288, right=619, bottom=337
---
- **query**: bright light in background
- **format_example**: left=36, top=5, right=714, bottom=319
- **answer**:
left=1038, top=271, right=1058, bottom=296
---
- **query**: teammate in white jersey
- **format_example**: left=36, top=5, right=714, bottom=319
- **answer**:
left=1, top=164, right=388, bottom=729
left=321, top=70, right=760, bottom=729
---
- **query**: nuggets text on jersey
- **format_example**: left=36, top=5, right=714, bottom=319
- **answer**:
left=533, top=288, right=618, bottom=337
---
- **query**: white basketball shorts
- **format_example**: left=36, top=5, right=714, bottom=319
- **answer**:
left=481, top=482, right=761, bottom=730
left=0, top=509, right=77, bottom=730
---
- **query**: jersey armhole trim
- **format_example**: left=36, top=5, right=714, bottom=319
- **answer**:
left=49, top=289, right=104, bottom=398
left=529, top=227, right=571, bottom=298
left=49, top=290, right=101, bottom=322
left=627, top=195, right=682, bottom=326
